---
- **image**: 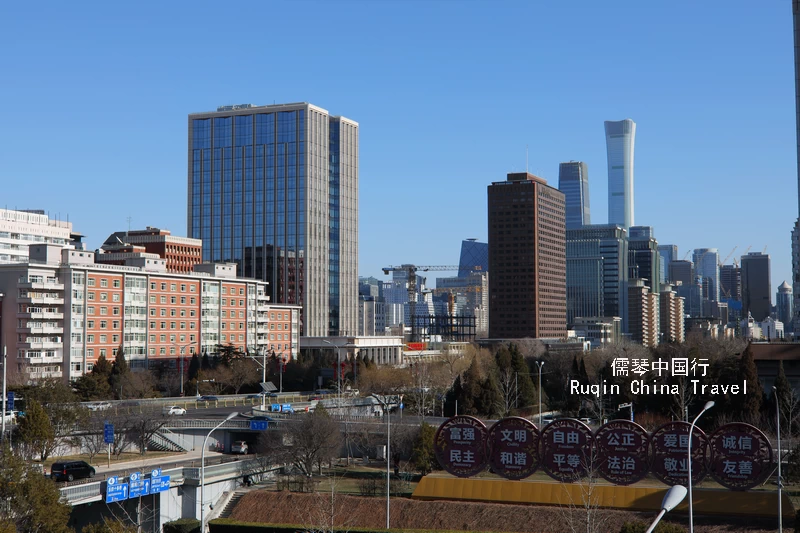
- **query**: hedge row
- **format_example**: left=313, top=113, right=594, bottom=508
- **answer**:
left=164, top=518, right=200, bottom=533
left=208, top=519, right=511, bottom=533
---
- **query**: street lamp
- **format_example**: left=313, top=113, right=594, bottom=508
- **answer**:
left=246, top=345, right=269, bottom=412
left=687, top=400, right=714, bottom=533
left=370, top=393, right=393, bottom=530
left=171, top=341, right=194, bottom=397
left=774, top=385, right=784, bottom=533
left=200, top=411, right=238, bottom=533
left=645, top=485, right=687, bottom=533
left=535, top=361, right=545, bottom=427
left=321, top=339, right=343, bottom=402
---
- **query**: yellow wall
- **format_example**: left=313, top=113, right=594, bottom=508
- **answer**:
left=412, top=476, right=794, bottom=518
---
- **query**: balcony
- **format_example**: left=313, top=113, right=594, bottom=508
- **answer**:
left=26, top=356, right=64, bottom=365
left=27, top=370, right=63, bottom=379
left=257, top=293, right=269, bottom=301
left=18, top=312, right=64, bottom=320
left=19, top=295, right=65, bottom=305
left=17, top=326, right=64, bottom=335
left=257, top=304, right=270, bottom=312
left=18, top=281, right=65, bottom=291
left=20, top=341, right=63, bottom=350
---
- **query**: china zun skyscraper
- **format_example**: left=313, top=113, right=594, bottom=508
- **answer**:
left=604, top=119, right=636, bottom=229
left=187, top=103, right=358, bottom=337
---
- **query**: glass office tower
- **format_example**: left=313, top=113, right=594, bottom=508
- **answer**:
left=558, top=161, right=591, bottom=230
left=458, top=238, right=489, bottom=277
left=188, top=103, right=358, bottom=337
left=605, top=119, right=636, bottom=229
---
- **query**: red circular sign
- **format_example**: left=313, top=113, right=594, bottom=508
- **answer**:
left=594, top=420, right=650, bottom=485
left=434, top=415, right=489, bottom=478
left=650, top=422, right=708, bottom=486
left=487, top=417, right=540, bottom=480
left=540, top=419, right=593, bottom=481
left=708, top=423, right=772, bottom=491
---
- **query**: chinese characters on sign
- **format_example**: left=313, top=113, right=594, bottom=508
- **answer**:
left=540, top=419, right=593, bottom=482
left=594, top=420, right=649, bottom=485
left=487, top=417, right=540, bottom=480
left=611, top=357, right=709, bottom=378
left=433, top=415, right=489, bottom=478
left=708, top=423, right=772, bottom=490
left=650, top=422, right=709, bottom=486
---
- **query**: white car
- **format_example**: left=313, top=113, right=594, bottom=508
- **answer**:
left=164, top=405, right=187, bottom=416
left=231, top=440, right=249, bottom=454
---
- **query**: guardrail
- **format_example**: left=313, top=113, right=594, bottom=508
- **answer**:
left=161, top=419, right=255, bottom=430
left=60, top=459, right=274, bottom=504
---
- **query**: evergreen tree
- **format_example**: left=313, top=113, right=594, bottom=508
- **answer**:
left=509, top=344, right=536, bottom=407
left=92, top=354, right=113, bottom=376
left=110, top=348, right=129, bottom=400
left=579, top=358, right=589, bottom=384
left=774, top=360, right=792, bottom=433
left=201, top=352, right=211, bottom=370
left=17, top=399, right=55, bottom=461
left=571, top=356, right=580, bottom=380
left=479, top=371, right=502, bottom=417
left=457, top=357, right=483, bottom=415
left=736, top=343, right=764, bottom=422
left=410, top=422, right=438, bottom=475
left=187, top=353, right=201, bottom=382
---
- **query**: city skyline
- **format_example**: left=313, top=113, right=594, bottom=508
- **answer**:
left=1, top=1, right=796, bottom=295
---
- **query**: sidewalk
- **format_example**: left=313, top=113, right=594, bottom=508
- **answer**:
left=92, top=449, right=226, bottom=476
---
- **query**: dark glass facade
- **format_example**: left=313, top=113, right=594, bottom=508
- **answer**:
left=558, top=162, right=590, bottom=230
left=458, top=239, right=488, bottom=278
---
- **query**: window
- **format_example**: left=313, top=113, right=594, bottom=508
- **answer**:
left=88, top=306, right=95, bottom=315
left=221, top=334, right=226, bottom=341
left=149, top=348, right=156, bottom=355
left=160, top=296, right=166, bottom=304
left=160, top=283, right=166, bottom=290
left=160, top=322, right=166, bottom=329
left=222, top=287, right=227, bottom=295
left=239, top=334, right=244, bottom=341
left=100, top=335, right=107, bottom=343
left=239, top=300, right=244, bottom=306
left=190, top=322, right=196, bottom=329
left=100, top=349, right=106, bottom=357
left=88, top=292, right=95, bottom=301
left=190, top=335, right=196, bottom=342
left=100, top=307, right=108, bottom=316
left=221, top=310, right=227, bottom=318
left=222, top=298, right=227, bottom=306
left=239, top=288, right=244, bottom=295
left=168, top=283, right=175, bottom=291
left=150, top=321, right=156, bottom=329
left=100, top=293, right=108, bottom=302
left=149, top=295, right=156, bottom=303
left=181, top=284, right=186, bottom=292
left=150, top=335, right=155, bottom=342
left=113, top=279, right=121, bottom=288
left=190, top=310, right=196, bottom=317
left=87, top=334, right=94, bottom=343
left=88, top=320, right=94, bottom=328
left=170, top=347, right=176, bottom=355
left=113, top=307, right=120, bottom=316
left=190, top=285, right=196, bottom=292
left=112, top=335, right=119, bottom=343
left=160, top=334, right=166, bottom=342
left=100, top=321, right=107, bottom=329
left=170, top=322, right=176, bottom=329
left=160, top=347, right=166, bottom=355
left=180, top=296, right=186, bottom=304
left=190, top=297, right=196, bottom=305
left=113, top=321, right=119, bottom=329
left=150, top=308, right=156, bottom=316
left=88, top=278, right=96, bottom=287
left=239, top=311, right=244, bottom=318
left=239, top=322, right=244, bottom=330
left=170, top=309, right=176, bottom=317
left=180, top=335, right=186, bottom=342
left=170, top=334, right=175, bottom=342
left=100, top=279, right=108, bottom=288
left=170, top=296, right=176, bottom=304
left=150, top=282, right=156, bottom=290
left=160, top=309, right=166, bottom=317
left=180, top=309, right=186, bottom=317
left=180, top=322, right=186, bottom=329
left=270, top=313, right=275, bottom=320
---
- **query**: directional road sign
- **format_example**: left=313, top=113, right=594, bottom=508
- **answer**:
left=105, top=478, right=128, bottom=503
left=250, top=420, right=269, bottom=431
left=149, top=475, right=171, bottom=494
left=129, top=478, right=150, bottom=498
left=150, top=468, right=162, bottom=478
left=7, top=392, right=13, bottom=411
left=104, top=423, right=114, bottom=444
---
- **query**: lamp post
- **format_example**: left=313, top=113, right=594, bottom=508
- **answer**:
left=200, top=411, right=238, bottom=533
left=1, top=346, right=6, bottom=444
left=645, top=485, right=687, bottom=533
left=246, top=346, right=269, bottom=412
left=688, top=400, right=714, bottom=533
left=774, top=385, right=784, bottom=533
left=171, top=342, right=194, bottom=397
left=535, top=361, right=545, bottom=427
left=370, top=393, right=392, bottom=530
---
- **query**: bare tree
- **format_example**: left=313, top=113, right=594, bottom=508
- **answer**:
left=302, top=474, right=355, bottom=533
left=257, top=408, right=342, bottom=476
left=224, top=357, right=258, bottom=393
left=496, top=366, right=517, bottom=416
left=79, top=419, right=110, bottom=463
left=669, top=377, right=694, bottom=422
left=558, top=453, right=609, bottom=533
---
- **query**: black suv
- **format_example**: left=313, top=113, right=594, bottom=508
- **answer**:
left=51, top=461, right=95, bottom=482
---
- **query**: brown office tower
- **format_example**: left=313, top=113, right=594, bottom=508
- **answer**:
left=488, top=172, right=566, bottom=339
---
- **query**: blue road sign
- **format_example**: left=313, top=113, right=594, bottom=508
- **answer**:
left=399, top=403, right=404, bottom=410
left=270, top=404, right=281, bottom=412
left=149, top=475, right=171, bottom=494
left=281, top=403, right=292, bottom=412
left=150, top=468, right=161, bottom=478
left=104, top=423, right=114, bottom=444
left=105, top=479, right=128, bottom=503
left=129, top=478, right=150, bottom=498
left=7, top=392, right=13, bottom=411
left=250, top=420, right=268, bottom=431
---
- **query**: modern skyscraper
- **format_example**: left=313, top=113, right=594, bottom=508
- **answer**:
left=777, top=280, right=793, bottom=331
left=741, top=252, right=772, bottom=321
left=604, top=119, right=636, bottom=229
left=458, top=238, right=489, bottom=277
left=628, top=226, right=660, bottom=295
left=692, top=248, right=720, bottom=303
left=669, top=259, right=702, bottom=317
left=488, top=172, right=566, bottom=339
left=566, top=224, right=628, bottom=329
left=719, top=264, right=742, bottom=301
left=187, top=102, right=359, bottom=337
left=558, top=161, right=591, bottom=230
left=657, top=245, right=678, bottom=284
left=791, top=1, right=800, bottom=332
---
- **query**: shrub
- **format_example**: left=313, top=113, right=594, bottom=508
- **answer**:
left=164, top=518, right=201, bottom=533
left=357, top=477, right=379, bottom=497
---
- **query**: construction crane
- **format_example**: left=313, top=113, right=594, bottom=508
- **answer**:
left=382, top=264, right=481, bottom=341
left=719, top=246, right=737, bottom=267
left=733, top=245, right=752, bottom=268
left=682, top=251, right=691, bottom=261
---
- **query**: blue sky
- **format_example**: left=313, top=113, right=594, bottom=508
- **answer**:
left=1, top=1, right=796, bottom=296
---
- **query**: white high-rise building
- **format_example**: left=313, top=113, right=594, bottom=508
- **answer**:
left=0, top=208, right=76, bottom=264
left=605, top=119, right=636, bottom=229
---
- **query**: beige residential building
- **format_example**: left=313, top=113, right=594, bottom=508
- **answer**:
left=659, top=283, right=686, bottom=343
left=628, top=278, right=659, bottom=347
